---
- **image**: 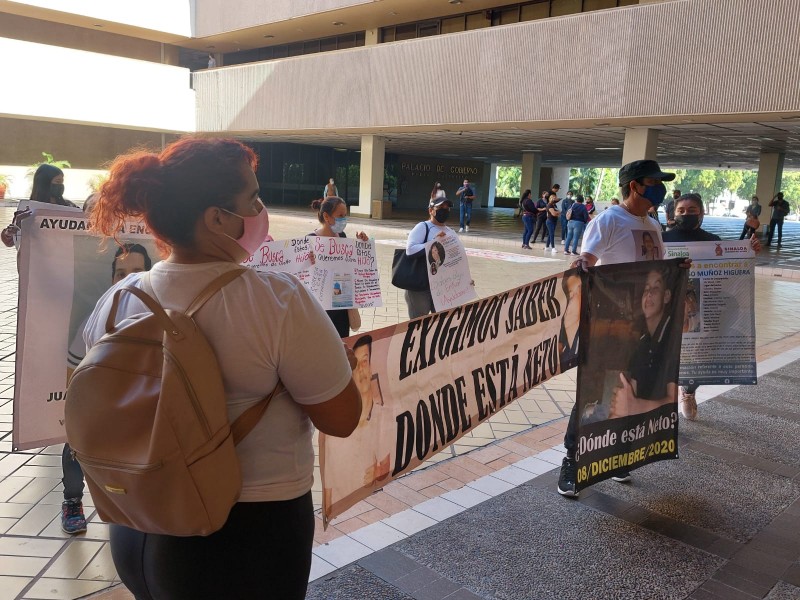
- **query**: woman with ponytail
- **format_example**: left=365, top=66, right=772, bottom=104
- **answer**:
left=83, top=137, right=362, bottom=599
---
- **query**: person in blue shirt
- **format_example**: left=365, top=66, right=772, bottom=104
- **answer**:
left=563, top=195, right=589, bottom=255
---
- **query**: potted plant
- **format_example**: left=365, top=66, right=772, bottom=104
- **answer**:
left=0, top=174, right=11, bottom=200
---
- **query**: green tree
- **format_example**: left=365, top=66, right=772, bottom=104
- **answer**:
left=780, top=171, right=800, bottom=214
left=27, top=152, right=72, bottom=178
left=569, top=168, right=599, bottom=196
left=496, top=166, right=521, bottom=198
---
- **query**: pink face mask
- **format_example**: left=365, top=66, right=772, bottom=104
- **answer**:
left=221, top=200, right=270, bottom=257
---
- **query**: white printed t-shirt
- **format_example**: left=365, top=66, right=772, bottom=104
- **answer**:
left=83, top=261, right=352, bottom=503
left=581, top=204, right=664, bottom=266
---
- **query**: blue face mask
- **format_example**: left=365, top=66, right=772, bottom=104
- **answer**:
left=331, top=217, right=347, bottom=234
left=641, top=183, right=667, bottom=207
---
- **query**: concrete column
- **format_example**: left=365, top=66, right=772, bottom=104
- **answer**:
left=487, top=163, right=498, bottom=207
left=365, top=28, right=379, bottom=46
left=621, top=128, right=659, bottom=164
left=551, top=167, right=571, bottom=194
left=356, top=135, right=385, bottom=218
left=755, top=151, right=785, bottom=229
left=521, top=152, right=542, bottom=200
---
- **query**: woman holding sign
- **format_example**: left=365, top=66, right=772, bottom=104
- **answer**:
left=309, top=197, right=368, bottom=337
left=403, top=197, right=455, bottom=318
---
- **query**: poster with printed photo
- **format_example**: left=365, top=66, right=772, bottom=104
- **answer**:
left=574, top=259, right=686, bottom=491
left=13, top=207, right=158, bottom=451
left=664, top=241, right=756, bottom=385
left=426, top=233, right=477, bottom=311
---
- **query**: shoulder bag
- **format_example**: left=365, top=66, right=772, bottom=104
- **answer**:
left=392, top=223, right=433, bottom=291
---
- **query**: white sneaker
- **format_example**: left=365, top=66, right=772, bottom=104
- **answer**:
left=551, top=248, right=557, bottom=253
left=458, top=228, right=464, bottom=233
left=465, top=225, right=470, bottom=232
left=562, top=240, right=566, bottom=245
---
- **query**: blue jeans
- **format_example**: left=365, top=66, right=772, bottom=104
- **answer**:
left=522, top=214, right=534, bottom=246
left=459, top=201, right=472, bottom=229
left=564, top=220, right=586, bottom=254
left=545, top=220, right=556, bottom=248
left=560, top=214, right=568, bottom=240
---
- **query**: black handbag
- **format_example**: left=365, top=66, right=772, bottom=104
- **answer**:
left=391, top=223, right=433, bottom=291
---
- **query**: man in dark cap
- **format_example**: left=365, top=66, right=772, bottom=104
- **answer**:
left=558, top=159, right=676, bottom=498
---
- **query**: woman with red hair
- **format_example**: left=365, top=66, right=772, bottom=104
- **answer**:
left=84, top=137, right=361, bottom=599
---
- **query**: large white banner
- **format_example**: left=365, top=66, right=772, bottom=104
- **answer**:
left=13, top=207, right=159, bottom=451
left=321, top=270, right=580, bottom=523
left=244, top=237, right=382, bottom=309
left=664, top=241, right=756, bottom=385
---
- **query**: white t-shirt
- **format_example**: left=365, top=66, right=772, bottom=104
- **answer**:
left=581, top=204, right=664, bottom=266
left=83, top=261, right=352, bottom=502
left=406, top=220, right=454, bottom=255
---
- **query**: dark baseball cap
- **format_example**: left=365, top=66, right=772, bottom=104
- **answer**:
left=618, top=160, right=676, bottom=187
left=429, top=197, right=453, bottom=209
left=551, top=183, right=561, bottom=189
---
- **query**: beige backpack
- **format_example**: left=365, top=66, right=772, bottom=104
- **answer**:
left=65, top=269, right=282, bottom=536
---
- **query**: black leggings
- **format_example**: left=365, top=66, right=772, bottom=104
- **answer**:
left=110, top=492, right=314, bottom=600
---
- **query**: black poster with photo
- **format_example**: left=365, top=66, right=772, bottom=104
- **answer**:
left=575, top=259, right=687, bottom=491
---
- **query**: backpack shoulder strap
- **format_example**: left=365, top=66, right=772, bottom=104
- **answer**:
left=185, top=268, right=247, bottom=317
left=423, top=222, right=433, bottom=243
left=105, top=273, right=177, bottom=335
left=230, top=380, right=285, bottom=444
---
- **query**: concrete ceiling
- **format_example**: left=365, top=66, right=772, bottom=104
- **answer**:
left=236, top=119, right=800, bottom=170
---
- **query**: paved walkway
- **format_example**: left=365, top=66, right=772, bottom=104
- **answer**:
left=0, top=205, right=797, bottom=599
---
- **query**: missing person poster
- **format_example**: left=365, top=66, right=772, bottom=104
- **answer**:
left=246, top=237, right=382, bottom=309
left=664, top=241, right=756, bottom=386
left=13, top=206, right=159, bottom=451
left=320, top=269, right=582, bottom=523
left=426, top=234, right=478, bottom=311
left=574, top=259, right=687, bottom=491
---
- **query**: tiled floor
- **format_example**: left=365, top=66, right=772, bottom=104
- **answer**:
left=0, top=205, right=798, bottom=600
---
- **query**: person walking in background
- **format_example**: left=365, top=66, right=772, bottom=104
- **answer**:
left=430, top=182, right=446, bottom=201
left=207, top=53, right=217, bottom=68
left=563, top=194, right=589, bottom=256
left=456, top=179, right=475, bottom=233
left=740, top=195, right=762, bottom=240
left=309, top=197, right=368, bottom=338
left=664, top=189, right=680, bottom=229
left=544, top=194, right=560, bottom=253
left=531, top=190, right=549, bottom=244
left=766, top=192, right=790, bottom=247
left=403, top=197, right=455, bottom=317
left=323, top=178, right=339, bottom=199
left=584, top=195, right=596, bottom=219
left=84, top=136, right=361, bottom=599
left=520, top=189, right=536, bottom=249
left=560, top=190, right=574, bottom=243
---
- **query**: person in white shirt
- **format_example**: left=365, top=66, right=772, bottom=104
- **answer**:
left=83, top=136, right=361, bottom=599
left=558, top=159, right=677, bottom=499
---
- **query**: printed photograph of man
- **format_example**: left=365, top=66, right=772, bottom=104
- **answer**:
left=609, top=265, right=682, bottom=419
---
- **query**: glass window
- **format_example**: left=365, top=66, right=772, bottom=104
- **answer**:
left=396, top=24, right=417, bottom=40
left=618, top=0, right=638, bottom=5
left=550, top=0, right=582, bottom=16
left=521, top=2, right=550, bottom=20
left=466, top=12, right=490, bottom=30
left=498, top=7, right=521, bottom=25
left=303, top=40, right=320, bottom=54
left=441, top=16, right=465, bottom=34
left=355, top=32, right=366, bottom=46
left=418, top=21, right=440, bottom=37
left=320, top=37, right=337, bottom=52
left=338, top=34, right=356, bottom=49
left=273, top=45, right=288, bottom=59
left=380, top=27, right=395, bottom=43
left=584, top=0, right=617, bottom=10
left=288, top=42, right=304, bottom=57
